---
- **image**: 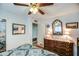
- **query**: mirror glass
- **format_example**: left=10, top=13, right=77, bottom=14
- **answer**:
left=0, top=19, right=6, bottom=52
left=52, top=19, right=63, bottom=35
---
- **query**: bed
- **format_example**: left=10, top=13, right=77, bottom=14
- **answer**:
left=0, top=44, right=58, bottom=56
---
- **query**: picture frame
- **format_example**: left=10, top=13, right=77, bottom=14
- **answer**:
left=12, top=23, right=25, bottom=35
left=66, top=22, right=78, bottom=29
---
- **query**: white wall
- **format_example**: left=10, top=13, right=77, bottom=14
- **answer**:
left=37, top=4, right=79, bottom=55
left=0, top=9, right=32, bottom=50
left=37, top=19, right=45, bottom=47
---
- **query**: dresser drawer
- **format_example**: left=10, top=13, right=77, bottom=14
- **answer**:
left=44, top=39, right=73, bottom=56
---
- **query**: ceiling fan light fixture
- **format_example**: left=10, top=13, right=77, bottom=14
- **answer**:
left=30, top=5, right=39, bottom=14
left=14, top=3, right=54, bottom=15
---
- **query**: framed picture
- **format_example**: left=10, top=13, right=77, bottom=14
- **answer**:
left=12, top=23, right=25, bottom=35
left=66, top=22, right=78, bottom=29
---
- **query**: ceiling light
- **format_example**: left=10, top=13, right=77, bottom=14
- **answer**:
left=30, top=4, right=39, bottom=14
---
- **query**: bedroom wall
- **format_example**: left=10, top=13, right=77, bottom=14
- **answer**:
left=38, top=4, right=79, bottom=55
left=37, top=8, right=79, bottom=56
left=0, top=9, right=32, bottom=50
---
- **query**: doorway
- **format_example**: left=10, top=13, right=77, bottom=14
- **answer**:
left=0, top=19, right=6, bottom=52
left=32, top=23, right=38, bottom=46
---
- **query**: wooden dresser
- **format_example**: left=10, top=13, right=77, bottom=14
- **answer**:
left=44, top=39, right=74, bottom=56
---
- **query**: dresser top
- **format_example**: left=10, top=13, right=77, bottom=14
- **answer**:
left=44, top=38, right=74, bottom=43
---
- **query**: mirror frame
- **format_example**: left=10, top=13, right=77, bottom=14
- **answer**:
left=52, top=19, right=63, bottom=35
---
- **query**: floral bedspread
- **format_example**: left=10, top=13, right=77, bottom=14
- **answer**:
left=0, top=44, right=58, bottom=56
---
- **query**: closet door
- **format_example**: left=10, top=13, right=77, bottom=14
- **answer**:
left=0, top=19, right=6, bottom=52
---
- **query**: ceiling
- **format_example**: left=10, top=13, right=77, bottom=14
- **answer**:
left=0, top=3, right=79, bottom=20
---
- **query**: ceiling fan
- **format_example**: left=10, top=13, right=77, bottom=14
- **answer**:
left=13, top=3, right=54, bottom=15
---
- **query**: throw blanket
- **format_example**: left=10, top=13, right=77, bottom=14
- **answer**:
left=0, top=44, right=58, bottom=56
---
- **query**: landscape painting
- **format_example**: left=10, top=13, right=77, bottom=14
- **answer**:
left=12, top=23, right=25, bottom=35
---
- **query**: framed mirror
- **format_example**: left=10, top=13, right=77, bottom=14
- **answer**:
left=0, top=19, right=6, bottom=52
left=52, top=19, right=63, bottom=35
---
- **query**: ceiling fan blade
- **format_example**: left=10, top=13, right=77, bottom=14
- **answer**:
left=28, top=11, right=32, bottom=15
left=38, top=9, right=45, bottom=15
left=13, top=3, right=29, bottom=7
left=39, top=3, right=54, bottom=7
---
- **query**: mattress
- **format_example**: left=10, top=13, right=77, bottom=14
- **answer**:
left=0, top=44, right=58, bottom=56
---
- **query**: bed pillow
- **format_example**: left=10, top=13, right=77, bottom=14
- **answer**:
left=0, top=50, right=13, bottom=56
left=27, top=48, right=43, bottom=56
left=17, top=44, right=32, bottom=50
